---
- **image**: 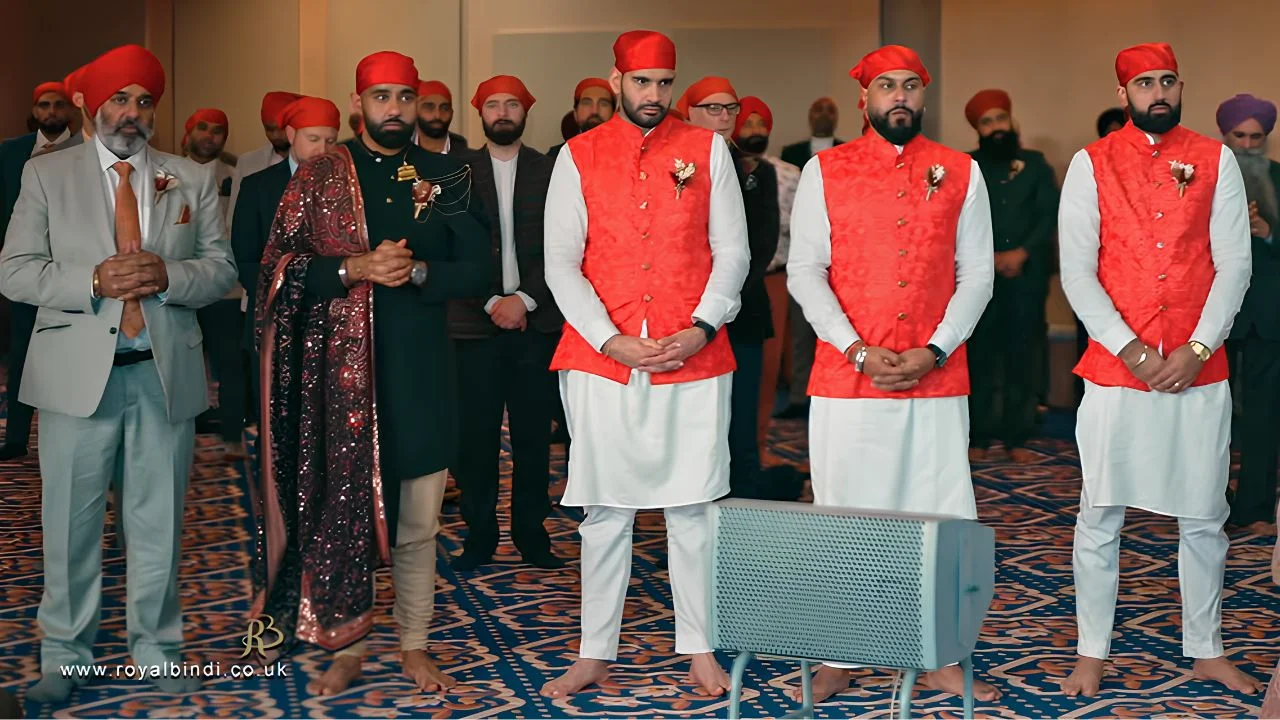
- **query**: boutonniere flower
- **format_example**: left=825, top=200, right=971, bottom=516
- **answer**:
left=1008, top=159, right=1026, bottom=180
left=672, top=158, right=696, bottom=199
left=154, top=170, right=179, bottom=204
left=1169, top=160, right=1194, bottom=198
left=925, top=164, right=945, bottom=201
left=412, top=179, right=441, bottom=221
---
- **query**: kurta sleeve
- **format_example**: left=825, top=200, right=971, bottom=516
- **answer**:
left=926, top=159, right=995, bottom=355
left=1059, top=149, right=1141, bottom=356
left=1189, top=145, right=1252, bottom=350
left=543, top=144, right=621, bottom=352
left=693, top=136, right=750, bottom=328
left=786, top=157, right=860, bottom=355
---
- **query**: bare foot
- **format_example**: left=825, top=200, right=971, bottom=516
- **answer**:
left=688, top=652, right=731, bottom=696
left=787, top=665, right=851, bottom=703
left=924, top=665, right=1001, bottom=701
left=307, top=655, right=362, bottom=695
left=1193, top=656, right=1264, bottom=694
left=1009, top=448, right=1037, bottom=465
left=540, top=658, right=610, bottom=698
left=968, top=448, right=989, bottom=464
left=1061, top=656, right=1105, bottom=698
left=402, top=649, right=455, bottom=692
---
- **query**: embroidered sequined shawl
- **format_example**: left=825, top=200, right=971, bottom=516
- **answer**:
left=251, top=145, right=391, bottom=651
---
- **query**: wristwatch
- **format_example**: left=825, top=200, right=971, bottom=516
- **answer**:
left=1188, top=340, right=1211, bottom=362
left=927, top=343, right=948, bottom=368
left=853, top=344, right=868, bottom=373
left=410, top=261, right=429, bottom=287
left=337, top=261, right=353, bottom=288
left=693, top=319, right=716, bottom=343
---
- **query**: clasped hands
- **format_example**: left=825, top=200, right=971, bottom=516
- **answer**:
left=602, top=328, right=709, bottom=373
left=847, top=342, right=937, bottom=392
left=94, top=251, right=168, bottom=301
left=1119, top=339, right=1203, bottom=393
left=342, top=239, right=418, bottom=287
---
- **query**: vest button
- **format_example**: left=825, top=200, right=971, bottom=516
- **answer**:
left=1158, top=273, right=1167, bottom=280
left=897, top=218, right=908, bottom=226
left=898, top=280, right=907, bottom=287
left=109, top=327, right=117, bottom=335
left=897, top=190, right=906, bottom=198
left=1155, top=211, right=1164, bottom=219
left=639, top=171, right=647, bottom=180
left=385, top=197, right=393, bottom=204
left=1152, top=150, right=1160, bottom=158
left=1156, top=241, right=1165, bottom=249
left=641, top=263, right=651, bottom=270
left=899, top=249, right=908, bottom=256
left=897, top=312, right=908, bottom=320
left=643, top=294, right=653, bottom=302
left=1159, top=305, right=1168, bottom=311
left=640, top=201, right=648, bottom=210
left=896, top=162, right=905, bottom=169
left=642, top=232, right=650, bottom=239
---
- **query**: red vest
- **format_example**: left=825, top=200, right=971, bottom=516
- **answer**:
left=808, top=133, right=973, bottom=399
left=549, top=115, right=737, bottom=385
left=1073, top=122, right=1228, bottom=390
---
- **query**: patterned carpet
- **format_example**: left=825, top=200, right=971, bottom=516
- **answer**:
left=1, top=396, right=1278, bottom=718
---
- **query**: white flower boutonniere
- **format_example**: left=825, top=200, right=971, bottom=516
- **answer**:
left=1169, top=160, right=1195, bottom=198
left=925, top=164, right=945, bottom=201
left=672, top=158, right=696, bottom=199
left=154, top=170, right=180, bottom=205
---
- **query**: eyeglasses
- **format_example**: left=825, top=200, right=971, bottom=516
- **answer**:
left=692, top=102, right=741, bottom=117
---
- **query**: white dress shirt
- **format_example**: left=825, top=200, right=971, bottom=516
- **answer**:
left=483, top=153, right=536, bottom=313
left=544, top=133, right=750, bottom=352
left=226, top=142, right=286, bottom=233
left=788, top=153, right=994, bottom=357
left=1059, top=142, right=1251, bottom=356
left=31, top=128, right=71, bottom=157
left=808, top=136, right=836, bottom=155
left=94, top=135, right=157, bottom=352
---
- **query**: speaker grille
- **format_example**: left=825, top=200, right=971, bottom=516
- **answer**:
left=712, top=504, right=926, bottom=667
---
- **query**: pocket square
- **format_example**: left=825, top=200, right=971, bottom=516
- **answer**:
left=175, top=205, right=191, bottom=225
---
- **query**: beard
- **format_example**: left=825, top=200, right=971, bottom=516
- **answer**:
left=812, top=117, right=835, bottom=137
left=1235, top=145, right=1279, bottom=228
left=869, top=105, right=924, bottom=146
left=483, top=117, right=525, bottom=146
left=579, top=114, right=606, bottom=132
left=978, top=129, right=1021, bottom=163
left=270, top=137, right=291, bottom=153
left=737, top=134, right=769, bottom=155
left=96, top=110, right=153, bottom=158
left=38, top=117, right=68, bottom=137
left=417, top=117, right=449, bottom=139
left=189, top=138, right=221, bottom=162
left=621, top=92, right=667, bottom=129
left=1129, top=100, right=1181, bottom=135
left=366, top=115, right=413, bottom=150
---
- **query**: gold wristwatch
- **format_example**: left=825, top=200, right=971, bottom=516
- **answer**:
left=1188, top=340, right=1211, bottom=362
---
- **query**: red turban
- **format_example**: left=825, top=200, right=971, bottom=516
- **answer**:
left=32, top=82, right=68, bottom=104
left=278, top=96, right=341, bottom=130
left=733, top=96, right=773, bottom=139
left=676, top=76, right=738, bottom=117
left=471, top=75, right=536, bottom=111
left=63, top=67, right=85, bottom=99
left=80, top=44, right=165, bottom=117
left=356, top=51, right=418, bottom=95
left=849, top=45, right=930, bottom=108
left=417, top=80, right=452, bottom=102
left=261, top=91, right=301, bottom=126
left=1115, top=43, right=1178, bottom=86
left=964, top=89, right=1012, bottom=128
left=574, top=77, right=612, bottom=102
left=613, top=30, right=676, bottom=74
left=182, top=108, right=228, bottom=147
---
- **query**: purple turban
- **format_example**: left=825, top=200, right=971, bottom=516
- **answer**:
left=1216, top=93, right=1277, bottom=135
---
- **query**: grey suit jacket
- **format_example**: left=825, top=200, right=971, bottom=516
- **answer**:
left=0, top=140, right=236, bottom=421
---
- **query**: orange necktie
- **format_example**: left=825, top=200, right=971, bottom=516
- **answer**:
left=112, top=161, right=145, bottom=338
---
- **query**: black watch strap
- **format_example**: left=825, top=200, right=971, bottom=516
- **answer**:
left=927, top=343, right=947, bottom=367
left=693, top=320, right=716, bottom=342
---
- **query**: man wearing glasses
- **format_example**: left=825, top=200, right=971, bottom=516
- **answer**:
left=680, top=77, right=781, bottom=498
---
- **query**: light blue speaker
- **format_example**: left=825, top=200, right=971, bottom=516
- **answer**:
left=708, top=499, right=995, bottom=719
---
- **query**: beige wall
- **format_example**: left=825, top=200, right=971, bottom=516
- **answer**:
left=463, top=0, right=879, bottom=150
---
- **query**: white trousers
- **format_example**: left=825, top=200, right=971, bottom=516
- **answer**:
left=1073, top=488, right=1228, bottom=659
left=579, top=504, right=713, bottom=660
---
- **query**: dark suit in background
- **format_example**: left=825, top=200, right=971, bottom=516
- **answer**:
left=448, top=145, right=562, bottom=566
left=1227, top=160, right=1280, bottom=524
left=0, top=132, right=82, bottom=456
left=779, top=136, right=843, bottom=170
left=727, top=145, right=779, bottom=497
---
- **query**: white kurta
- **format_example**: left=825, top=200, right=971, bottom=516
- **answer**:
left=543, top=135, right=750, bottom=509
left=788, top=152, right=994, bottom=519
left=1060, top=142, right=1251, bottom=520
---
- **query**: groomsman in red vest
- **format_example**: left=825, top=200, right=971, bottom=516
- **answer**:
left=541, top=29, right=749, bottom=698
left=787, top=45, right=998, bottom=704
left=1059, top=43, right=1259, bottom=697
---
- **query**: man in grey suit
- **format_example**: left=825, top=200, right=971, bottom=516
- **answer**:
left=0, top=45, right=235, bottom=703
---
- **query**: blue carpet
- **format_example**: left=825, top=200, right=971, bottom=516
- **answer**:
left=1, top=402, right=1277, bottom=718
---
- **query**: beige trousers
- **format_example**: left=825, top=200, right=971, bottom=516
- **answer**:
left=336, top=470, right=447, bottom=656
